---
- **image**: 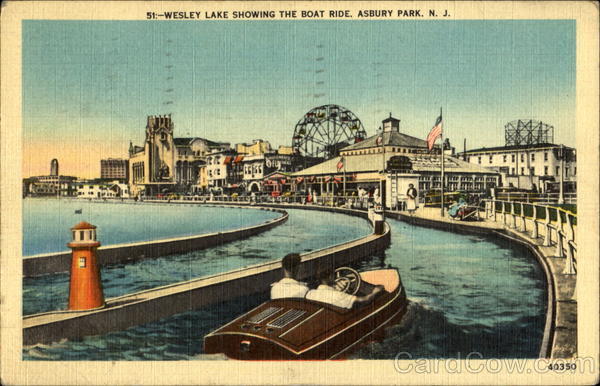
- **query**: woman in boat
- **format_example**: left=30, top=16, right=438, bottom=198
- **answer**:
left=270, top=253, right=310, bottom=299
left=305, top=267, right=384, bottom=309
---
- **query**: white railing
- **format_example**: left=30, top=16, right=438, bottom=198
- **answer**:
left=147, top=193, right=374, bottom=209
left=494, top=192, right=577, bottom=205
left=481, top=199, right=577, bottom=274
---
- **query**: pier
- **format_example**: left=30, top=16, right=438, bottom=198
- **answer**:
left=23, top=206, right=389, bottom=345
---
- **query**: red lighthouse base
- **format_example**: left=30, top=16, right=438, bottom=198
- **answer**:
left=67, top=243, right=105, bottom=311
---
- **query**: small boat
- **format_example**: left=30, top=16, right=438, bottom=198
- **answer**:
left=74, top=209, right=82, bottom=214
left=203, top=268, right=408, bottom=360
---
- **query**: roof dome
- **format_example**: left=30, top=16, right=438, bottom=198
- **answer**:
left=71, top=221, right=96, bottom=230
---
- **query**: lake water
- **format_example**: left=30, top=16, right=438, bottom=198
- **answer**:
left=23, top=198, right=281, bottom=255
left=23, top=202, right=545, bottom=360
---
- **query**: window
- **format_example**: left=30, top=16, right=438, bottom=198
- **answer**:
left=574, top=167, right=577, bottom=175
left=79, top=231, right=84, bottom=240
left=503, top=155, right=507, bottom=162
left=78, top=257, right=86, bottom=268
left=530, top=167, right=535, bottom=175
left=544, top=166, right=548, bottom=175
left=489, top=155, right=493, bottom=164
left=544, top=152, right=548, bottom=161
left=556, top=166, right=560, bottom=175
left=521, top=167, right=524, bottom=175
left=478, top=157, right=481, bottom=164
left=520, top=154, right=524, bottom=162
left=565, top=167, right=569, bottom=177
left=531, top=153, right=535, bottom=161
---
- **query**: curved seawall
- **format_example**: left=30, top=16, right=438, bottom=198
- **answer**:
left=23, top=206, right=288, bottom=277
left=386, top=207, right=573, bottom=359
left=23, top=207, right=390, bottom=345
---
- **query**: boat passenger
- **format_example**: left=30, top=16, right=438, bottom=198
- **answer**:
left=306, top=268, right=384, bottom=309
left=271, top=253, right=310, bottom=299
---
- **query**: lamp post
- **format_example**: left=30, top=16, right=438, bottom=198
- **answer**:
left=558, top=144, right=565, bottom=204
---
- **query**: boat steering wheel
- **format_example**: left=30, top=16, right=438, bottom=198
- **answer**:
left=334, top=267, right=362, bottom=295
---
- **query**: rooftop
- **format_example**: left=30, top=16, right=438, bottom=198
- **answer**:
left=292, top=152, right=497, bottom=176
left=462, top=143, right=574, bottom=153
left=173, top=137, right=225, bottom=147
left=341, top=131, right=430, bottom=152
left=71, top=221, right=96, bottom=230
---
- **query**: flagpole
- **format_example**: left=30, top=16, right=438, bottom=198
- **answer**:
left=382, top=133, right=386, bottom=211
left=440, top=107, right=445, bottom=217
left=343, top=158, right=346, bottom=197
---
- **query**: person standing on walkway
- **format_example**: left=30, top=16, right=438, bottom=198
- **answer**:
left=406, top=184, right=418, bottom=214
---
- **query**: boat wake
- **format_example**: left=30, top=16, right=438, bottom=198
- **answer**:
left=351, top=299, right=544, bottom=359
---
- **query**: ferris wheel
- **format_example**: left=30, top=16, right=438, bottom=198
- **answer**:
left=292, top=104, right=367, bottom=159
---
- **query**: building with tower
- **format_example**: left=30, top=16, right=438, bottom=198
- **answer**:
left=50, top=158, right=59, bottom=176
left=23, top=159, right=77, bottom=197
left=291, top=114, right=499, bottom=208
left=128, top=114, right=229, bottom=196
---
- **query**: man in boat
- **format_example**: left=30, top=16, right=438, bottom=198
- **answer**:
left=270, top=253, right=310, bottom=299
left=306, top=268, right=384, bottom=309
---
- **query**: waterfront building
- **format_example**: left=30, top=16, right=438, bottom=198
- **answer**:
left=242, top=152, right=295, bottom=192
left=201, top=146, right=296, bottom=194
left=128, top=115, right=229, bottom=196
left=276, top=145, right=294, bottom=155
left=291, top=115, right=500, bottom=207
left=100, top=158, right=129, bottom=181
left=204, top=150, right=239, bottom=191
left=458, top=143, right=576, bottom=192
left=75, top=180, right=130, bottom=199
left=24, top=159, right=77, bottom=197
left=235, top=139, right=272, bottom=155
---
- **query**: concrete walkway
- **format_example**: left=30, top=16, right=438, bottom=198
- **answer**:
left=387, top=206, right=577, bottom=359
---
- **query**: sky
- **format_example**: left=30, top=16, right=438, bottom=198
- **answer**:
left=23, top=20, right=576, bottom=178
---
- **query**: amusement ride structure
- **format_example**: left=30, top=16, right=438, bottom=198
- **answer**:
left=292, top=104, right=367, bottom=160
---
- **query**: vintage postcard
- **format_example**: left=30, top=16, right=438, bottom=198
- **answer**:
left=1, top=1, right=598, bottom=384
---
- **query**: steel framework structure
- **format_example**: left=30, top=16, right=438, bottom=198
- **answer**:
left=292, top=104, right=367, bottom=159
left=504, top=119, right=554, bottom=146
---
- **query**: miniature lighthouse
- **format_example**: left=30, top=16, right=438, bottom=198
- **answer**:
left=67, top=221, right=105, bottom=310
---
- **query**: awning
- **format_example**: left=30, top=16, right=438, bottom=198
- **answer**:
left=296, top=177, right=304, bottom=184
left=233, top=155, right=244, bottom=163
left=223, top=156, right=233, bottom=165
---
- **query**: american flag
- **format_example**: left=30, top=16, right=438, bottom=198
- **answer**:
left=336, top=157, right=344, bottom=171
left=427, top=113, right=443, bottom=151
